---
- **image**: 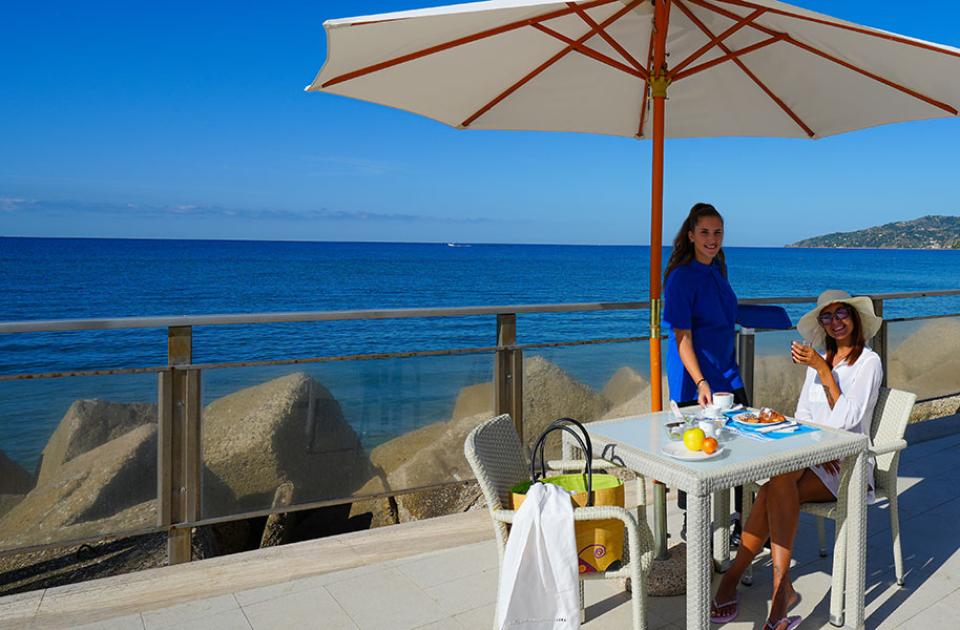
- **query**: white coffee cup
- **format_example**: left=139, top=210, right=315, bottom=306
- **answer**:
left=713, top=392, right=735, bottom=411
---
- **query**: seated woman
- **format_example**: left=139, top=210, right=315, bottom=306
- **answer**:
left=710, top=289, right=883, bottom=630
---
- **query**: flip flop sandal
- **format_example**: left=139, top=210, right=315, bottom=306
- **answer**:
left=709, top=592, right=739, bottom=624
left=764, top=615, right=803, bottom=630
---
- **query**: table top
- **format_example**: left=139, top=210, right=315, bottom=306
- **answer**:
left=579, top=411, right=869, bottom=494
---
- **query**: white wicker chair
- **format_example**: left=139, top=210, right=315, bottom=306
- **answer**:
left=464, top=414, right=655, bottom=630
left=741, top=387, right=916, bottom=588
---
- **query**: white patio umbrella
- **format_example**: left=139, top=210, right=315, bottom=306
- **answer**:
left=307, top=0, right=960, bottom=411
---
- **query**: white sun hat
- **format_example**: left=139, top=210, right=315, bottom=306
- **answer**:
left=797, top=289, right=883, bottom=349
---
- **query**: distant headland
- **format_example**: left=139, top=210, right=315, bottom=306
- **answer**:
left=788, top=215, right=960, bottom=249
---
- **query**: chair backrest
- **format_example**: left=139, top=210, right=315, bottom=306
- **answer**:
left=464, top=414, right=528, bottom=555
left=869, top=387, right=917, bottom=477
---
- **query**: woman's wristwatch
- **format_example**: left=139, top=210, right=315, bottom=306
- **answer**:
left=696, top=378, right=708, bottom=388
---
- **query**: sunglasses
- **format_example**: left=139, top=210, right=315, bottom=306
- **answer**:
left=818, top=306, right=851, bottom=326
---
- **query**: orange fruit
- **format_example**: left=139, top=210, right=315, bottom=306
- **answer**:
left=683, top=428, right=705, bottom=452
left=702, top=437, right=719, bottom=455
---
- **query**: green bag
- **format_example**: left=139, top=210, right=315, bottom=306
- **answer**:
left=510, top=418, right=625, bottom=574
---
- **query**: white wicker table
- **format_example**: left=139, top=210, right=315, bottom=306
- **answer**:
left=565, top=412, right=869, bottom=630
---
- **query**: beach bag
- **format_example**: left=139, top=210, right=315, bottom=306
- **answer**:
left=510, top=418, right=625, bottom=574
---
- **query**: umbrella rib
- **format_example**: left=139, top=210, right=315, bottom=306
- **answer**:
left=531, top=23, right=646, bottom=79
left=710, top=0, right=960, bottom=61
left=637, top=32, right=656, bottom=138
left=461, top=0, right=643, bottom=128
left=566, top=1, right=647, bottom=73
left=320, top=0, right=619, bottom=89
left=674, top=0, right=815, bottom=137
left=689, top=0, right=959, bottom=116
left=668, top=7, right=766, bottom=79
left=673, top=34, right=784, bottom=81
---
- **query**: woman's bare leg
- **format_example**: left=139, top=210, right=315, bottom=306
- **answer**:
left=713, top=484, right=772, bottom=609
left=765, top=469, right=834, bottom=627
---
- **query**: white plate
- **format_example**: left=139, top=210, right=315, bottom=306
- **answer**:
left=729, top=413, right=790, bottom=429
left=660, top=441, right=724, bottom=461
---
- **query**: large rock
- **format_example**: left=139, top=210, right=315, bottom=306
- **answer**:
left=0, top=495, right=23, bottom=520
left=522, top=355, right=611, bottom=448
left=202, top=372, right=373, bottom=516
left=451, top=382, right=494, bottom=420
left=753, top=354, right=806, bottom=414
left=37, top=400, right=156, bottom=484
left=601, top=367, right=669, bottom=419
left=0, top=424, right=157, bottom=548
left=354, top=357, right=609, bottom=523
left=890, top=319, right=960, bottom=386
left=354, top=410, right=487, bottom=523
left=602, top=367, right=650, bottom=407
left=0, top=450, right=34, bottom=495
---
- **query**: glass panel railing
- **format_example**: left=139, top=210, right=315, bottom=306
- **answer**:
left=199, top=352, right=495, bottom=522
left=0, top=372, right=159, bottom=552
left=752, top=330, right=807, bottom=416
left=521, top=341, right=664, bottom=458
left=887, top=316, right=960, bottom=401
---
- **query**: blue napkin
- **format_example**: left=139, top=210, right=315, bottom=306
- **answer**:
left=751, top=425, right=818, bottom=440
left=723, top=410, right=819, bottom=440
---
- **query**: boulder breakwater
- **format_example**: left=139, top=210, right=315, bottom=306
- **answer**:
left=1, top=317, right=958, bottom=593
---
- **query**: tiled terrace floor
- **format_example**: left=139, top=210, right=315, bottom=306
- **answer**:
left=3, top=428, right=960, bottom=630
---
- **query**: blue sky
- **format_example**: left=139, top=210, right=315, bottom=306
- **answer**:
left=1, top=1, right=958, bottom=246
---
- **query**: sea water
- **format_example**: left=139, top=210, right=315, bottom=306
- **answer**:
left=2, top=237, right=959, bottom=469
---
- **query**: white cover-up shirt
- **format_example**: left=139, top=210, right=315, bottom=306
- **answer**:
left=497, top=482, right=579, bottom=630
left=794, top=347, right=882, bottom=504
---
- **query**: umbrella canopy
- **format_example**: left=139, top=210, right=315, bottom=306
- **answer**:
left=307, top=0, right=960, bottom=412
left=309, top=0, right=960, bottom=138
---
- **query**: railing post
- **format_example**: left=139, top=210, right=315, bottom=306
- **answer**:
left=871, top=298, right=888, bottom=387
left=737, top=327, right=756, bottom=405
left=159, top=326, right=201, bottom=565
left=495, top=314, right=524, bottom=440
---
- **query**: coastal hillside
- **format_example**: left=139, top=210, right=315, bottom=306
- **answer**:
left=789, top=215, right=960, bottom=249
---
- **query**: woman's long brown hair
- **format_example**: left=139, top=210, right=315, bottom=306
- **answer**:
left=824, top=303, right=865, bottom=366
left=664, top=202, right=727, bottom=280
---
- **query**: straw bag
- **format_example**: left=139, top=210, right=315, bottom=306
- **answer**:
left=510, top=418, right=625, bottom=573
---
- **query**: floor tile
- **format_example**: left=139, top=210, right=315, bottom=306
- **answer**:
left=70, top=614, right=146, bottom=630
left=424, top=568, right=498, bottom=616
left=411, top=620, right=463, bottom=629
left=866, top=572, right=960, bottom=629
left=398, top=541, right=498, bottom=590
left=163, top=609, right=251, bottom=630
left=233, top=564, right=379, bottom=608
left=0, top=590, right=43, bottom=627
left=452, top=604, right=494, bottom=630
left=242, top=587, right=357, bottom=630
left=891, top=597, right=958, bottom=629
left=141, top=594, right=239, bottom=630
left=326, top=568, right=447, bottom=630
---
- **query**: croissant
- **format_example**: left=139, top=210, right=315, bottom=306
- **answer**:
left=758, top=407, right=786, bottom=424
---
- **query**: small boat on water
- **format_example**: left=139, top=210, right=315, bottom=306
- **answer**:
left=446, top=242, right=471, bottom=248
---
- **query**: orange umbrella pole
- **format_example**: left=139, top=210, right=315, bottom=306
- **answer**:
left=649, top=0, right=671, bottom=412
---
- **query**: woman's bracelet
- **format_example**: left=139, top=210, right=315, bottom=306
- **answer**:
left=696, top=378, right=707, bottom=388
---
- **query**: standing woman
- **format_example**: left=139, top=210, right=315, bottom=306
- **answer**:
left=662, top=203, right=748, bottom=536
left=663, top=202, right=747, bottom=408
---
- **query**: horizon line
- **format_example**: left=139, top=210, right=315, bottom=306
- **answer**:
left=0, top=234, right=796, bottom=248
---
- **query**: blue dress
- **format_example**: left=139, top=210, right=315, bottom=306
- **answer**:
left=663, top=259, right=744, bottom=403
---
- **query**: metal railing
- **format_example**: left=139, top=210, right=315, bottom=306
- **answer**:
left=1, top=289, right=959, bottom=566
